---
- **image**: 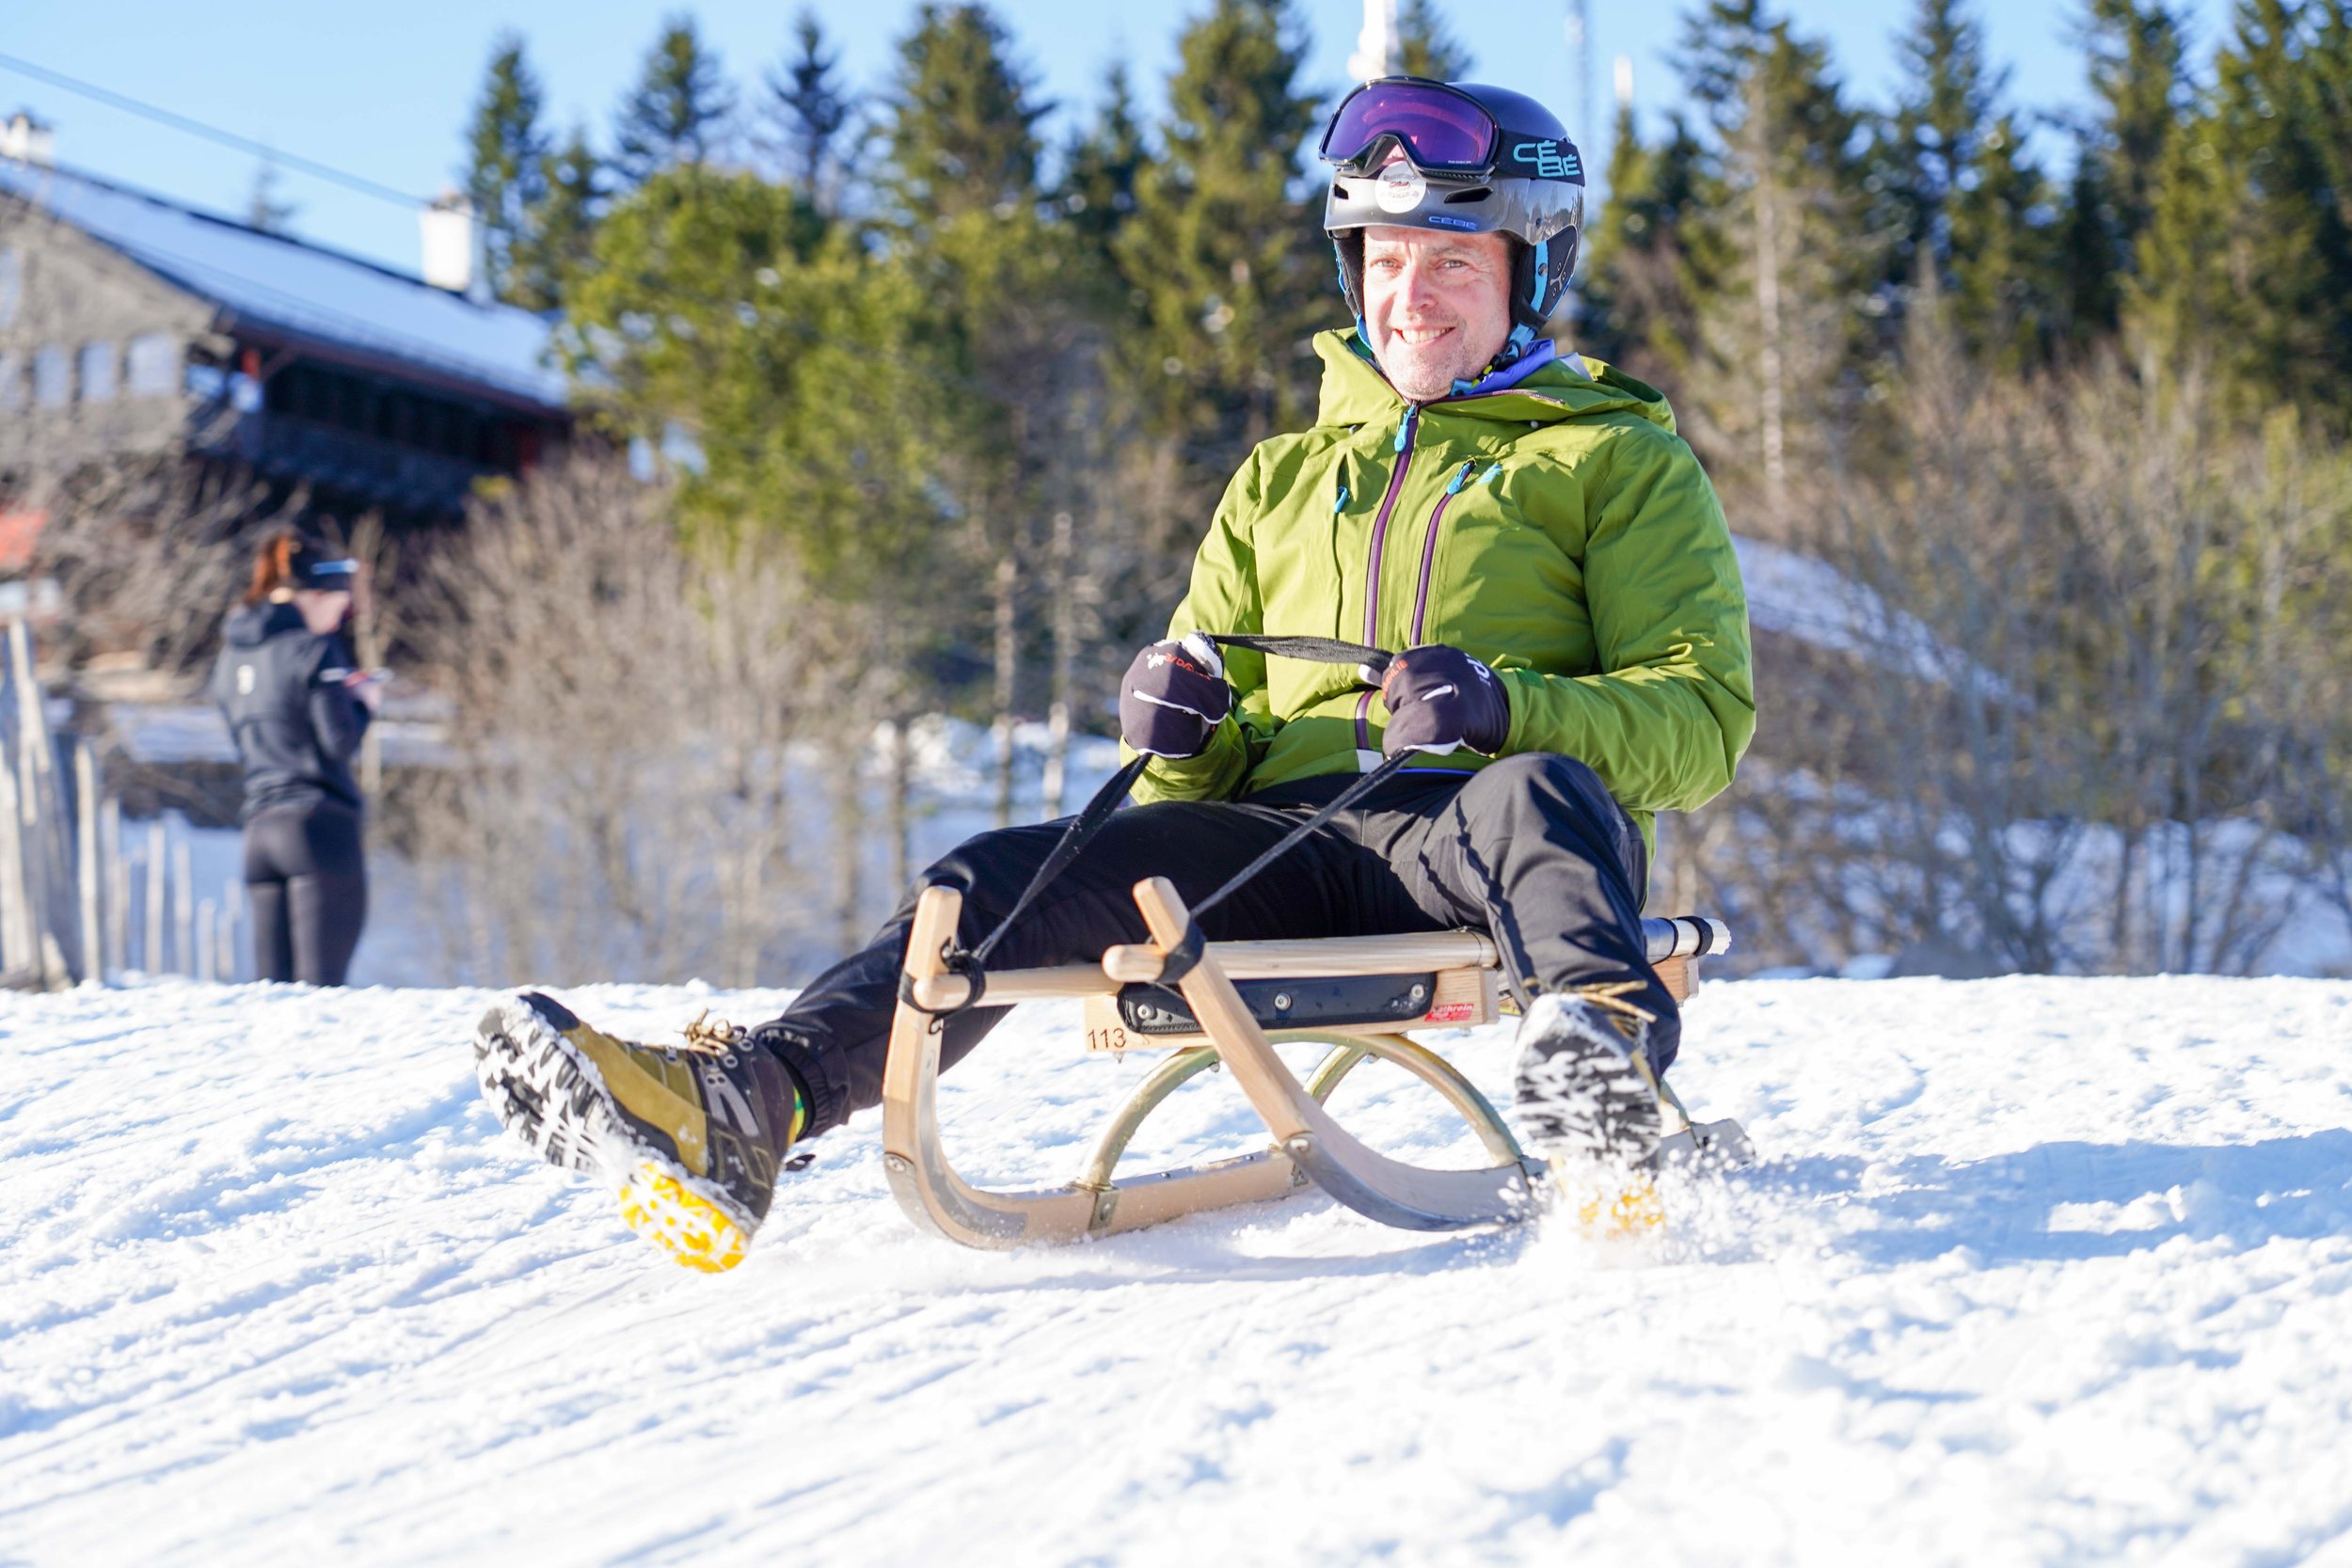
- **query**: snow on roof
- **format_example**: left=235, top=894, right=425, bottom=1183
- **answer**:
left=0, top=159, right=565, bottom=409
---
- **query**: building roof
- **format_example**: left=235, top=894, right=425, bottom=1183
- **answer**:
left=0, top=158, right=565, bottom=410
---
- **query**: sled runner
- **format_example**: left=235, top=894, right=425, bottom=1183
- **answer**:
left=880, top=875, right=1749, bottom=1249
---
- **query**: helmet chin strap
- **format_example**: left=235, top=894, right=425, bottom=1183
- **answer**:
left=1448, top=326, right=1541, bottom=397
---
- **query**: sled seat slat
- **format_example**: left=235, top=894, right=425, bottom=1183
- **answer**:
left=1100, top=930, right=1501, bottom=986
left=911, top=915, right=1731, bottom=1022
left=910, top=931, right=1502, bottom=1013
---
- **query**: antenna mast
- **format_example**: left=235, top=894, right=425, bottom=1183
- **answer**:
left=1348, top=0, right=1398, bottom=82
left=1565, top=0, right=1593, bottom=150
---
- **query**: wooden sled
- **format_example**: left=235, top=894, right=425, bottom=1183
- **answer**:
left=879, top=876, right=1746, bottom=1249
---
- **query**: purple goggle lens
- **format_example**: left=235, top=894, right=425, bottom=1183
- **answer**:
left=1320, top=81, right=1498, bottom=174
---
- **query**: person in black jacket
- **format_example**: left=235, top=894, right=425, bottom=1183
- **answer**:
left=208, top=530, right=380, bottom=985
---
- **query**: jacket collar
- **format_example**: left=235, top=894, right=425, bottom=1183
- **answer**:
left=1311, top=328, right=1681, bottom=436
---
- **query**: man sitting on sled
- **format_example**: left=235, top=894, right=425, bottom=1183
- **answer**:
left=474, top=76, right=1755, bottom=1270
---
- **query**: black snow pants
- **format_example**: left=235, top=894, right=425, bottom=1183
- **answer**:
left=242, top=802, right=367, bottom=986
left=763, top=752, right=1666, bottom=1141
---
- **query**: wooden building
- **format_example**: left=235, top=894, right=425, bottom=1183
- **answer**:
left=0, top=151, right=570, bottom=564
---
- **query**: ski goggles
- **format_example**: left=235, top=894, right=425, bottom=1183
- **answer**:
left=1319, top=79, right=1579, bottom=182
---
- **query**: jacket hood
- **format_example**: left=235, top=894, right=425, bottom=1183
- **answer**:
left=1311, top=328, right=1680, bottom=435
left=225, top=599, right=307, bottom=648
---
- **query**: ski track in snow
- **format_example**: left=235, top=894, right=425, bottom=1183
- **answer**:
left=3, top=976, right=2350, bottom=1566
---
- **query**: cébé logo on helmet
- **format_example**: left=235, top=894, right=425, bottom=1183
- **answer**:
left=1511, top=140, right=1581, bottom=181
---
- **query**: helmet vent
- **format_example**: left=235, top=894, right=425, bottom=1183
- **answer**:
left=1443, top=187, right=1493, bottom=204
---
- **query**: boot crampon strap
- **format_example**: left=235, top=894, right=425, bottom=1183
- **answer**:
left=473, top=992, right=806, bottom=1273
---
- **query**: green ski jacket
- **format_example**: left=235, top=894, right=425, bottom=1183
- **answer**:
left=1134, top=329, right=1756, bottom=859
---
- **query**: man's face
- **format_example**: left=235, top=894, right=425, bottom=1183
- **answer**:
left=1359, top=226, right=1515, bottom=404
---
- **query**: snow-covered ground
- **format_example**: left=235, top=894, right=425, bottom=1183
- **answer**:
left=5, top=974, right=2350, bottom=1566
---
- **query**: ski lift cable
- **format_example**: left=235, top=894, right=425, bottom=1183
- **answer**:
left=0, top=51, right=433, bottom=211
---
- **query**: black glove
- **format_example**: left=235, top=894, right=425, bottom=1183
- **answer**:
left=1120, top=633, right=1233, bottom=759
left=1379, top=643, right=1510, bottom=758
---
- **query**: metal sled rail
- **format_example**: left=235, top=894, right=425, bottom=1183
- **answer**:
left=879, top=879, right=1740, bottom=1250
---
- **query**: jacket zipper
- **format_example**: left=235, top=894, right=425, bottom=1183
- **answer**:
left=1409, top=461, right=1480, bottom=645
left=1354, top=407, right=1421, bottom=760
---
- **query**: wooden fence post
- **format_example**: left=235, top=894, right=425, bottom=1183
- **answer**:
left=173, top=837, right=194, bottom=978
left=74, top=742, right=101, bottom=984
left=196, top=895, right=216, bottom=984
left=7, top=619, right=72, bottom=987
left=223, top=878, right=244, bottom=983
left=103, top=796, right=126, bottom=975
left=0, top=689, right=28, bottom=984
left=145, top=819, right=167, bottom=974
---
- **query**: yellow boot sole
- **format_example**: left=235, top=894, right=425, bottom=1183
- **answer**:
left=1555, top=1164, right=1668, bottom=1238
left=616, top=1162, right=751, bottom=1274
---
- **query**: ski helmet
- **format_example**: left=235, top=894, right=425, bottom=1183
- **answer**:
left=1319, top=77, right=1586, bottom=363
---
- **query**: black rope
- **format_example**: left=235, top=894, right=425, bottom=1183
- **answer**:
left=972, top=753, right=1149, bottom=969
left=1152, top=749, right=1418, bottom=987
left=899, top=753, right=1150, bottom=1018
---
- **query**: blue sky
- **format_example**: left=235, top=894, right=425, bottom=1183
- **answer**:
left=3, top=0, right=2229, bottom=277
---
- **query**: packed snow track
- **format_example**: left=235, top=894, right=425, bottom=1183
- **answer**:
left=4, top=976, right=2349, bottom=1565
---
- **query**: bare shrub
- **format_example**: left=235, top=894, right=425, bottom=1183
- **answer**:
left=407, top=456, right=867, bottom=986
left=1689, top=292, right=2352, bottom=975
left=24, top=454, right=307, bottom=677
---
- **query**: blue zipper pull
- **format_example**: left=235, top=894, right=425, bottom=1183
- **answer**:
left=1447, top=461, right=1475, bottom=495
left=1333, top=481, right=1350, bottom=514
left=1392, top=406, right=1417, bottom=453
left=1481, top=462, right=1504, bottom=487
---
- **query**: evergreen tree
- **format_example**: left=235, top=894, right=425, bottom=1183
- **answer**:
left=1891, top=0, right=2057, bottom=370
left=612, top=16, right=736, bottom=188
left=1892, top=0, right=1998, bottom=268
left=882, top=4, right=1089, bottom=809
left=1947, top=112, right=2055, bottom=372
left=559, top=159, right=960, bottom=866
left=2058, top=0, right=2187, bottom=342
left=463, top=35, right=551, bottom=307
left=882, top=4, right=1051, bottom=231
left=2086, top=0, right=2188, bottom=261
left=2134, top=0, right=2352, bottom=420
left=1577, top=103, right=1708, bottom=377
left=1059, top=63, right=1149, bottom=276
left=762, top=9, right=857, bottom=214
left=1395, top=0, right=1472, bottom=79
left=1670, top=0, right=1886, bottom=520
left=1116, top=0, right=1325, bottom=468
left=878, top=3, right=1061, bottom=401
left=508, top=128, right=602, bottom=314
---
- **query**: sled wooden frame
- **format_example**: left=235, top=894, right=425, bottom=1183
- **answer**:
left=879, top=876, right=1733, bottom=1249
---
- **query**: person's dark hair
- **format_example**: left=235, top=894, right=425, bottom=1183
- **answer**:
left=241, top=529, right=348, bottom=606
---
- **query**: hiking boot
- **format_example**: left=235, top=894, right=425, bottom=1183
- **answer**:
left=1510, top=984, right=1668, bottom=1231
left=473, top=991, right=807, bottom=1273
